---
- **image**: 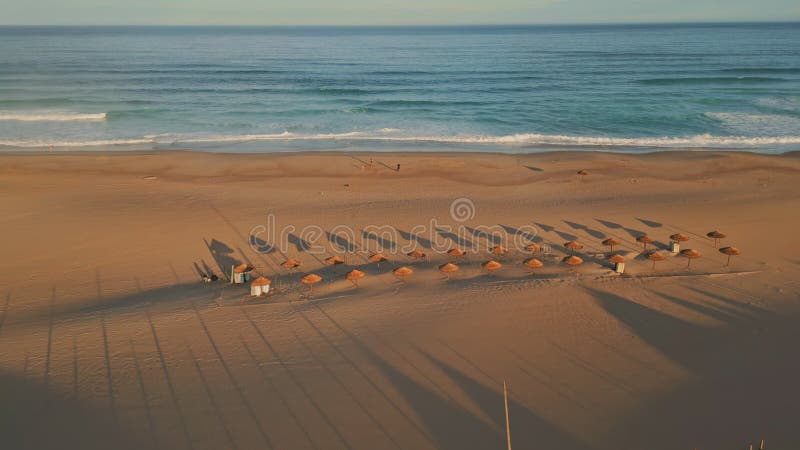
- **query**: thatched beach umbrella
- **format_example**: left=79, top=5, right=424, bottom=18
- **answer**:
left=345, top=269, right=365, bottom=287
left=669, top=233, right=689, bottom=243
left=325, top=255, right=345, bottom=266
left=393, top=266, right=414, bottom=282
left=490, top=246, right=508, bottom=256
left=447, top=248, right=467, bottom=257
left=407, top=250, right=426, bottom=260
left=562, top=255, right=584, bottom=270
left=602, top=238, right=621, bottom=253
left=636, top=235, right=654, bottom=250
left=523, top=257, right=543, bottom=274
left=646, top=251, right=666, bottom=270
left=607, top=254, right=625, bottom=264
left=438, top=262, right=460, bottom=280
left=707, top=230, right=726, bottom=248
left=564, top=241, right=584, bottom=252
left=524, top=243, right=541, bottom=253
left=281, top=258, right=301, bottom=271
left=368, top=252, right=388, bottom=268
left=577, top=169, right=590, bottom=180
left=482, top=260, right=503, bottom=275
left=680, top=249, right=701, bottom=268
left=300, top=273, right=322, bottom=294
left=719, top=247, right=741, bottom=266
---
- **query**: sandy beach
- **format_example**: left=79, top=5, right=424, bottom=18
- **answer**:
left=1, top=149, right=799, bottom=450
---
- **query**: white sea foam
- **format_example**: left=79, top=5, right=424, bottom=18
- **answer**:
left=705, top=112, right=800, bottom=136
left=3, top=130, right=800, bottom=149
left=0, top=111, right=107, bottom=122
left=0, top=138, right=152, bottom=148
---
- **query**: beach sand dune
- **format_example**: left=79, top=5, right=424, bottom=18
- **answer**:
left=1, top=150, right=799, bottom=449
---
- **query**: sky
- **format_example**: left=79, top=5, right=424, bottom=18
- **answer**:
left=1, top=0, right=799, bottom=25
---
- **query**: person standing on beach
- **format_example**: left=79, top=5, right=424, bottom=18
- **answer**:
left=396, top=163, right=401, bottom=172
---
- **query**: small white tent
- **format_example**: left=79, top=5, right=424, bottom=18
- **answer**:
left=232, top=264, right=254, bottom=284
left=250, top=276, right=271, bottom=296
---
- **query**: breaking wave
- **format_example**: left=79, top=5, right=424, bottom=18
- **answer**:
left=0, top=111, right=107, bottom=122
left=3, top=131, right=800, bottom=150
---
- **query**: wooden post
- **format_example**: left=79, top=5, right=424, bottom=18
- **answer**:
left=760, top=439, right=765, bottom=450
left=504, top=380, right=512, bottom=450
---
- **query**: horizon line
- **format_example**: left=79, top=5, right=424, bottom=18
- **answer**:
left=1, top=20, right=798, bottom=28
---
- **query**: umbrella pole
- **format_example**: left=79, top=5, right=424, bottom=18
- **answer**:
left=503, top=380, right=512, bottom=450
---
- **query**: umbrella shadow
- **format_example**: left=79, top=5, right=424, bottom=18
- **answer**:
left=594, top=218, right=623, bottom=230
left=436, top=227, right=474, bottom=249
left=636, top=218, right=663, bottom=228
left=499, top=224, right=540, bottom=243
left=248, top=233, right=276, bottom=255
left=466, top=227, right=503, bottom=246
left=523, top=165, right=544, bottom=172
left=288, top=232, right=313, bottom=252
left=326, top=230, right=357, bottom=253
left=534, top=222, right=555, bottom=233
left=398, top=229, right=434, bottom=250
left=361, top=230, right=397, bottom=252
left=562, top=220, right=606, bottom=239
left=204, top=238, right=242, bottom=276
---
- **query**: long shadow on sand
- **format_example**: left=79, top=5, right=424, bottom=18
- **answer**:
left=420, top=351, right=591, bottom=450
left=586, top=287, right=717, bottom=373
left=305, top=305, right=589, bottom=450
left=0, top=371, right=140, bottom=450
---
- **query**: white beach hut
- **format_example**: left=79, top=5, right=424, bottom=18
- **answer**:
left=232, top=263, right=254, bottom=284
left=250, top=276, right=271, bottom=296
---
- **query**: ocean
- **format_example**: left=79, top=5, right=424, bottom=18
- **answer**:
left=1, top=23, right=799, bottom=153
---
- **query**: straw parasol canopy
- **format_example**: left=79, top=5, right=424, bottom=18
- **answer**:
left=577, top=169, right=590, bottom=180
left=680, top=249, right=702, bottom=268
left=719, top=246, right=741, bottom=266
left=607, top=254, right=626, bottom=264
left=325, top=255, right=345, bottom=266
left=251, top=276, right=272, bottom=286
left=300, top=273, right=323, bottom=293
left=345, top=269, right=366, bottom=287
left=707, top=230, right=726, bottom=248
left=602, top=238, right=622, bottom=252
left=523, top=257, right=543, bottom=274
left=438, top=263, right=460, bottom=279
left=393, top=266, right=414, bottom=282
left=233, top=263, right=254, bottom=274
left=490, top=245, right=508, bottom=256
left=562, top=255, right=584, bottom=266
left=636, top=235, right=654, bottom=250
left=281, top=258, right=301, bottom=270
left=524, top=243, right=541, bottom=253
left=368, top=253, right=388, bottom=267
left=564, top=241, right=584, bottom=252
left=646, top=251, right=666, bottom=270
left=482, top=260, right=503, bottom=273
left=407, top=250, right=427, bottom=260
left=447, top=248, right=467, bottom=257
left=669, top=233, right=690, bottom=243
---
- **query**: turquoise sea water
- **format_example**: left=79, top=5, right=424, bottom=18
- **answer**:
left=0, top=23, right=799, bottom=153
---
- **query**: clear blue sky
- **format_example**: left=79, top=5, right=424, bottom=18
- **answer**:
left=2, top=0, right=799, bottom=25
